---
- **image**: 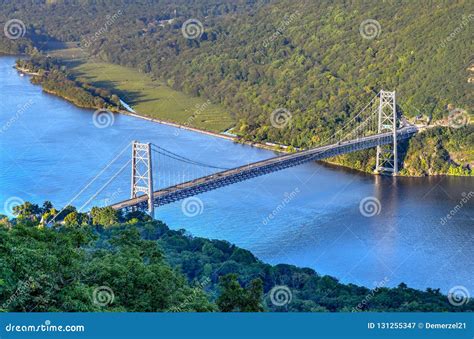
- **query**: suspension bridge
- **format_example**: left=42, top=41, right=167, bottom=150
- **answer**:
left=81, top=90, right=417, bottom=216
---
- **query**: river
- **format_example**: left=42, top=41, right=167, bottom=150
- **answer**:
left=0, top=56, right=472, bottom=293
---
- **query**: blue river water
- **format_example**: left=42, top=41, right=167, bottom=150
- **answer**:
left=0, top=56, right=472, bottom=292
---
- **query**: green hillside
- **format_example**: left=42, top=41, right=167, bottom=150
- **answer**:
left=0, top=0, right=472, bottom=174
left=2, top=203, right=473, bottom=312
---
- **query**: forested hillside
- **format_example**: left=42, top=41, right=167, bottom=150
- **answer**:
left=1, top=0, right=472, bottom=174
left=1, top=202, right=472, bottom=312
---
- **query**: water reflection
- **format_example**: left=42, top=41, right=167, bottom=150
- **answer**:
left=1, top=56, right=473, bottom=292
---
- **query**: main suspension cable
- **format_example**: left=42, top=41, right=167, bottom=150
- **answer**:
left=150, top=144, right=229, bottom=170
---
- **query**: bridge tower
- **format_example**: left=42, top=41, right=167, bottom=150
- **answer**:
left=130, top=141, right=154, bottom=216
left=375, top=90, right=398, bottom=175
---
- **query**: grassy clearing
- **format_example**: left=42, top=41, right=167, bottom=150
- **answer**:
left=74, top=61, right=233, bottom=132
left=50, top=48, right=234, bottom=132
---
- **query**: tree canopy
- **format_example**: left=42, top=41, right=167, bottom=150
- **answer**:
left=1, top=201, right=472, bottom=312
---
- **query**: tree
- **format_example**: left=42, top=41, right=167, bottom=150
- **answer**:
left=64, top=211, right=82, bottom=226
left=90, top=207, right=121, bottom=226
left=217, top=274, right=263, bottom=312
left=217, top=274, right=243, bottom=312
left=12, top=202, right=41, bottom=221
left=55, top=205, right=77, bottom=221
left=241, top=278, right=264, bottom=312
left=0, top=217, right=214, bottom=312
left=40, top=207, right=58, bottom=225
left=41, top=201, right=53, bottom=213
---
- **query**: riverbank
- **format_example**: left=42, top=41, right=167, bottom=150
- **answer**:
left=3, top=53, right=473, bottom=294
left=15, top=59, right=125, bottom=113
left=14, top=60, right=290, bottom=154
left=15, top=66, right=40, bottom=76
left=119, top=110, right=292, bottom=153
left=66, top=59, right=234, bottom=132
left=22, top=63, right=474, bottom=176
left=13, top=56, right=473, bottom=176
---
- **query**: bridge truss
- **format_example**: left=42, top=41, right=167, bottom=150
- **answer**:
left=75, top=90, right=418, bottom=215
left=375, top=91, right=398, bottom=174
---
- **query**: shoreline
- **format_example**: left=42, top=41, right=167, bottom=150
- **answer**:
left=15, top=66, right=40, bottom=76
left=3, top=56, right=472, bottom=296
left=119, top=110, right=289, bottom=154
left=95, top=109, right=474, bottom=178
left=13, top=62, right=471, bottom=178
left=14, top=62, right=290, bottom=154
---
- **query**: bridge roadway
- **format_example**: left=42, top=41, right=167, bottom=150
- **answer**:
left=110, top=126, right=418, bottom=211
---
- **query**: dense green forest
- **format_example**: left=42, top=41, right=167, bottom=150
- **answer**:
left=401, top=126, right=473, bottom=176
left=0, top=0, right=472, bottom=174
left=1, top=201, right=472, bottom=312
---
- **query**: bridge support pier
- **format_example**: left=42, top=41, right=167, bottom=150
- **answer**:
left=131, top=141, right=154, bottom=217
left=375, top=90, right=398, bottom=176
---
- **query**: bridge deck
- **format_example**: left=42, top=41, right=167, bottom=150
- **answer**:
left=110, top=127, right=418, bottom=210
